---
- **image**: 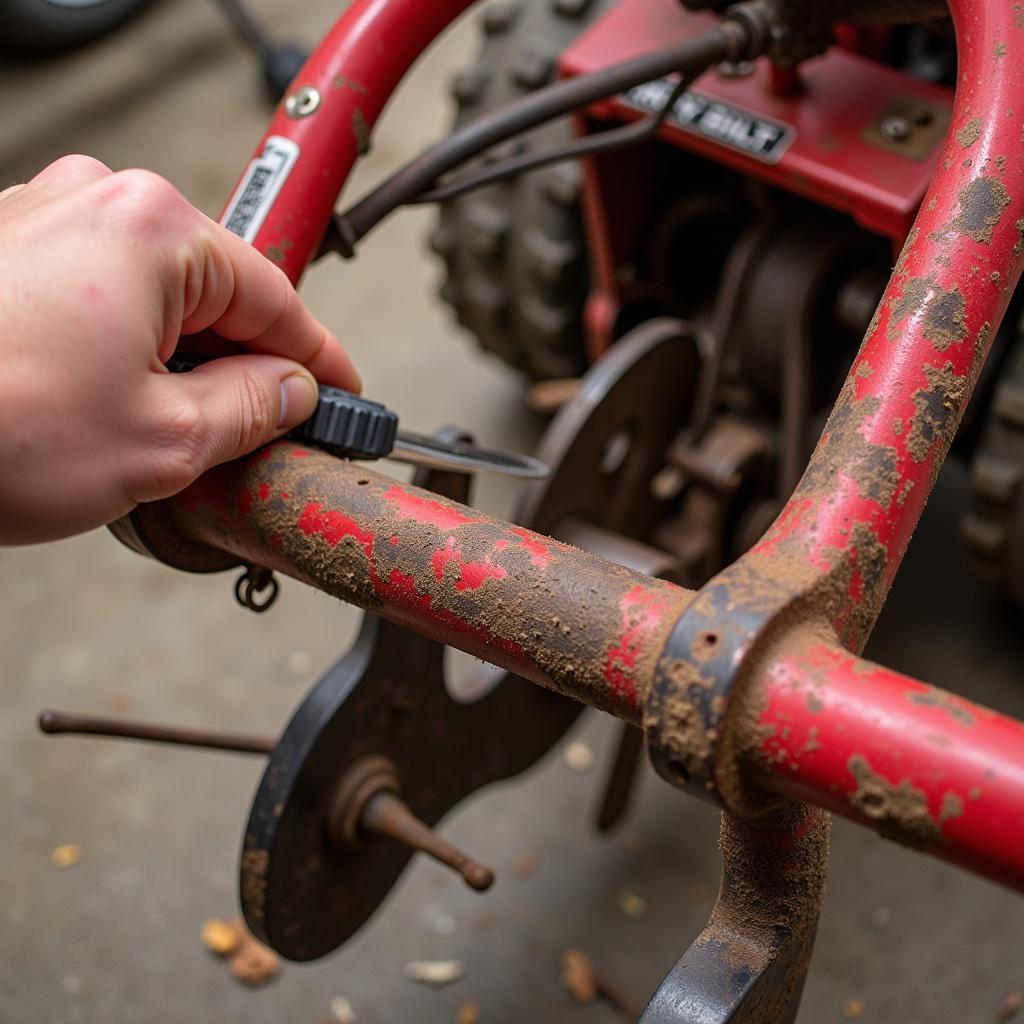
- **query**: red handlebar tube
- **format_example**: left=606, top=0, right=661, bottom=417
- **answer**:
left=133, top=0, right=1024, bottom=896
left=221, top=0, right=476, bottom=282
left=759, top=637, right=1024, bottom=891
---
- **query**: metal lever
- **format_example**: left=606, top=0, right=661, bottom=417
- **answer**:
left=38, top=710, right=494, bottom=893
left=38, top=710, right=275, bottom=756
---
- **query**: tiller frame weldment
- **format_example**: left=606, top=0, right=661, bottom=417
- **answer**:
left=109, top=0, right=1024, bottom=1018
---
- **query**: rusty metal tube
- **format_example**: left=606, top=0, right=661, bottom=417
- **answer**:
left=152, top=442, right=695, bottom=724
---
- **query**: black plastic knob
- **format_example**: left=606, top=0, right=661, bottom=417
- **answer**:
left=290, top=386, right=398, bottom=460
left=167, top=354, right=398, bottom=461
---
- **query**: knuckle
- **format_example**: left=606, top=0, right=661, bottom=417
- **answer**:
left=101, top=168, right=185, bottom=236
left=48, top=153, right=112, bottom=179
left=234, top=368, right=275, bottom=452
left=142, top=399, right=208, bottom=498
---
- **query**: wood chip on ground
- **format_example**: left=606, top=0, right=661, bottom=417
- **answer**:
left=455, top=999, right=480, bottom=1024
left=200, top=918, right=243, bottom=957
left=51, top=844, right=81, bottom=868
left=561, top=949, right=598, bottom=1004
left=842, top=999, right=866, bottom=1020
left=997, top=990, right=1024, bottom=1022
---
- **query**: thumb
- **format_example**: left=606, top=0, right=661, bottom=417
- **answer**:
left=167, top=354, right=319, bottom=469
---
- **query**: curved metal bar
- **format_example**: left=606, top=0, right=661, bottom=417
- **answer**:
left=644, top=0, right=1024, bottom=896
left=639, top=804, right=829, bottom=1024
left=223, top=0, right=478, bottom=282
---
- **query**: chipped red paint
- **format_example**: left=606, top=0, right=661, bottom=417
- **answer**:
left=758, top=638, right=1024, bottom=891
left=131, top=0, right=1024, bottom=900
left=604, top=585, right=677, bottom=709
left=745, top=0, right=1024, bottom=652
left=431, top=538, right=508, bottom=591
left=298, top=502, right=374, bottom=558
left=164, top=443, right=693, bottom=721
left=227, top=0, right=477, bottom=282
left=257, top=482, right=271, bottom=502
left=381, top=485, right=483, bottom=532
left=509, top=528, right=553, bottom=569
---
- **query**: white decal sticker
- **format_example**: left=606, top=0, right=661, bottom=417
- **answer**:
left=624, top=80, right=795, bottom=165
left=220, top=135, right=300, bottom=243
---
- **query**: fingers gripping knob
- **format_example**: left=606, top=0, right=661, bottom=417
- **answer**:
left=289, top=386, right=398, bottom=460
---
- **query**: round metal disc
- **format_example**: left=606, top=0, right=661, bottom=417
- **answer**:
left=517, top=316, right=701, bottom=541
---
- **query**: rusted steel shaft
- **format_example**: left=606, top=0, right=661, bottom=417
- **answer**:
left=159, top=442, right=694, bottom=724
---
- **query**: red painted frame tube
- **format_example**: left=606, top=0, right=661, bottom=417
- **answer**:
left=222, top=0, right=476, bottom=282
left=151, top=0, right=1024, bottom=892
left=757, top=636, right=1024, bottom=891
left=157, top=444, right=1024, bottom=892
left=161, top=442, right=694, bottom=724
left=746, top=0, right=1024, bottom=652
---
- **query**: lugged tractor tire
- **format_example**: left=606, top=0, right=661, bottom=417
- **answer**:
left=430, top=0, right=615, bottom=381
left=963, top=334, right=1024, bottom=607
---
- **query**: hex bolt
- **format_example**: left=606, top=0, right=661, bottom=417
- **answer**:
left=880, top=115, right=912, bottom=142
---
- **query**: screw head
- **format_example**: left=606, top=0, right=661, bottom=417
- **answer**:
left=284, top=85, right=321, bottom=119
left=880, top=115, right=912, bottom=142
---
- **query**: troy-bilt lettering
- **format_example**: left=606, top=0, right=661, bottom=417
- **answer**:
left=625, top=78, right=795, bottom=164
left=221, top=135, right=300, bottom=243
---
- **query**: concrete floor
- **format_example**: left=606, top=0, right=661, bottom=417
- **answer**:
left=1, top=2, right=1023, bottom=1021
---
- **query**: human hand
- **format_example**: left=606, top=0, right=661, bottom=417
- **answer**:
left=0, top=155, right=359, bottom=545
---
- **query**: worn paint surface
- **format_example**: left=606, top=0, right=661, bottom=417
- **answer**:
left=754, top=637, right=1024, bottom=892
left=223, top=0, right=477, bottom=281
left=169, top=443, right=694, bottom=724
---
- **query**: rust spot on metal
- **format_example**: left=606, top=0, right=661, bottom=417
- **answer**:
left=947, top=177, right=1012, bottom=244
left=939, top=792, right=965, bottom=822
left=907, top=362, right=968, bottom=462
left=799, top=382, right=899, bottom=507
left=847, top=754, right=940, bottom=849
left=995, top=41, right=1008, bottom=58
left=956, top=117, right=982, bottom=148
left=886, top=276, right=967, bottom=350
left=351, top=108, right=371, bottom=155
left=332, top=75, right=369, bottom=94
left=907, top=686, right=976, bottom=725
left=892, top=226, right=919, bottom=280
left=1013, top=217, right=1024, bottom=257
left=264, top=236, right=294, bottom=265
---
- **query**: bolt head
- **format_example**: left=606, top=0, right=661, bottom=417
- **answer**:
left=880, top=115, right=912, bottom=142
left=284, top=85, right=321, bottom=119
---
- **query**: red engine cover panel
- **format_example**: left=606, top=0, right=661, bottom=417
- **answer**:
left=561, top=0, right=953, bottom=241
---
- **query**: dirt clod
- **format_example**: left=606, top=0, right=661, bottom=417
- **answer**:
left=456, top=999, right=481, bottom=1024
left=200, top=918, right=243, bottom=957
left=848, top=754, right=940, bottom=848
left=50, top=844, right=81, bottom=868
left=513, top=853, right=538, bottom=879
left=330, top=995, right=358, bottom=1024
left=227, top=923, right=280, bottom=987
left=997, top=990, right=1023, bottom=1022
left=842, top=998, right=866, bottom=1020
left=563, top=740, right=594, bottom=772
left=617, top=887, right=649, bottom=918
left=561, top=949, right=598, bottom=1004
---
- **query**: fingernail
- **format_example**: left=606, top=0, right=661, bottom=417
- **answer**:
left=278, top=370, right=318, bottom=429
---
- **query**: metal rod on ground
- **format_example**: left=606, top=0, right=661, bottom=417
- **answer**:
left=38, top=710, right=275, bottom=756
